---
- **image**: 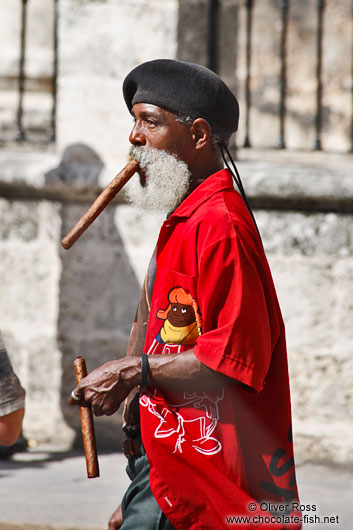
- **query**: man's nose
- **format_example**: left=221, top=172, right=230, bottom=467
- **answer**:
left=129, top=123, right=146, bottom=146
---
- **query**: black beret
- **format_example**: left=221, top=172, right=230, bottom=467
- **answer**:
left=123, top=59, right=239, bottom=142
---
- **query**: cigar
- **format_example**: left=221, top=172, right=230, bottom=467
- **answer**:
left=61, top=159, right=139, bottom=250
left=74, top=356, right=100, bottom=479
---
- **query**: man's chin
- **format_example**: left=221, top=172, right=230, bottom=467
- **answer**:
left=124, top=185, right=168, bottom=212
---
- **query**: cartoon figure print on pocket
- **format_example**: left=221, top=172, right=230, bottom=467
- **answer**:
left=155, top=287, right=203, bottom=346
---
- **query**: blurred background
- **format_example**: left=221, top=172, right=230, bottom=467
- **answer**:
left=0, top=0, right=352, bottom=474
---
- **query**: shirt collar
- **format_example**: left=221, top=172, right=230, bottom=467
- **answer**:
left=169, top=169, right=234, bottom=220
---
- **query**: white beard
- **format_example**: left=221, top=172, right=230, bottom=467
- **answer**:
left=124, top=146, right=191, bottom=213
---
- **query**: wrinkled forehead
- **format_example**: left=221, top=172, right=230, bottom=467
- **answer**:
left=131, top=102, right=183, bottom=122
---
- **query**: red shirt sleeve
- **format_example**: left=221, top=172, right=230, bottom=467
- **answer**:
left=193, top=233, right=278, bottom=392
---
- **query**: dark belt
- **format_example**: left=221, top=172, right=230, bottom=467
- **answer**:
left=122, top=423, right=142, bottom=459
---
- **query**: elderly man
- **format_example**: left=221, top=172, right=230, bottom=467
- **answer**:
left=71, top=60, right=300, bottom=530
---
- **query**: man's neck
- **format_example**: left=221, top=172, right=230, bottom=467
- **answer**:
left=188, top=160, right=223, bottom=195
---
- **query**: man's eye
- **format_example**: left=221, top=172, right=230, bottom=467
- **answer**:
left=181, top=308, right=187, bottom=314
left=172, top=306, right=177, bottom=311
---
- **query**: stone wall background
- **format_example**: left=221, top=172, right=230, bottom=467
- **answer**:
left=0, top=0, right=352, bottom=463
left=178, top=0, right=352, bottom=152
left=241, top=152, right=353, bottom=465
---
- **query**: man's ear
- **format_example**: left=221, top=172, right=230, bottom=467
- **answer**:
left=190, top=118, right=212, bottom=150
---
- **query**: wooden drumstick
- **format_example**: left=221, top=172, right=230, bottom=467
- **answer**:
left=74, top=356, right=100, bottom=479
left=61, top=159, right=139, bottom=250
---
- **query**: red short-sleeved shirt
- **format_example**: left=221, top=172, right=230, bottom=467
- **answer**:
left=140, top=169, right=301, bottom=529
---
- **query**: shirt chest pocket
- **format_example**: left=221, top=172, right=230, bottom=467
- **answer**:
left=147, top=269, right=203, bottom=349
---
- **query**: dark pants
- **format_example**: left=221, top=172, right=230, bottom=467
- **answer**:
left=121, top=451, right=176, bottom=530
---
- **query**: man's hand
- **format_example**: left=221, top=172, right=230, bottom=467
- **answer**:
left=68, top=350, right=233, bottom=416
left=108, top=504, right=123, bottom=530
left=69, top=357, right=141, bottom=416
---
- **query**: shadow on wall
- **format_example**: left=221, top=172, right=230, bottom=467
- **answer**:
left=46, top=143, right=140, bottom=450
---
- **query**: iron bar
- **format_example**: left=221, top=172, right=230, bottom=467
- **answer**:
left=278, top=0, right=289, bottom=149
left=208, top=0, right=220, bottom=73
left=350, top=0, right=353, bottom=152
left=314, top=0, right=325, bottom=151
left=16, top=0, right=28, bottom=142
left=50, top=0, right=58, bottom=142
left=243, top=0, right=253, bottom=148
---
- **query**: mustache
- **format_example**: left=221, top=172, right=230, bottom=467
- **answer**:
left=128, top=145, right=183, bottom=169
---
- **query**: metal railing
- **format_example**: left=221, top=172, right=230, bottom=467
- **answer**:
left=207, top=0, right=353, bottom=153
left=3, top=0, right=353, bottom=153
left=3, top=0, right=58, bottom=144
